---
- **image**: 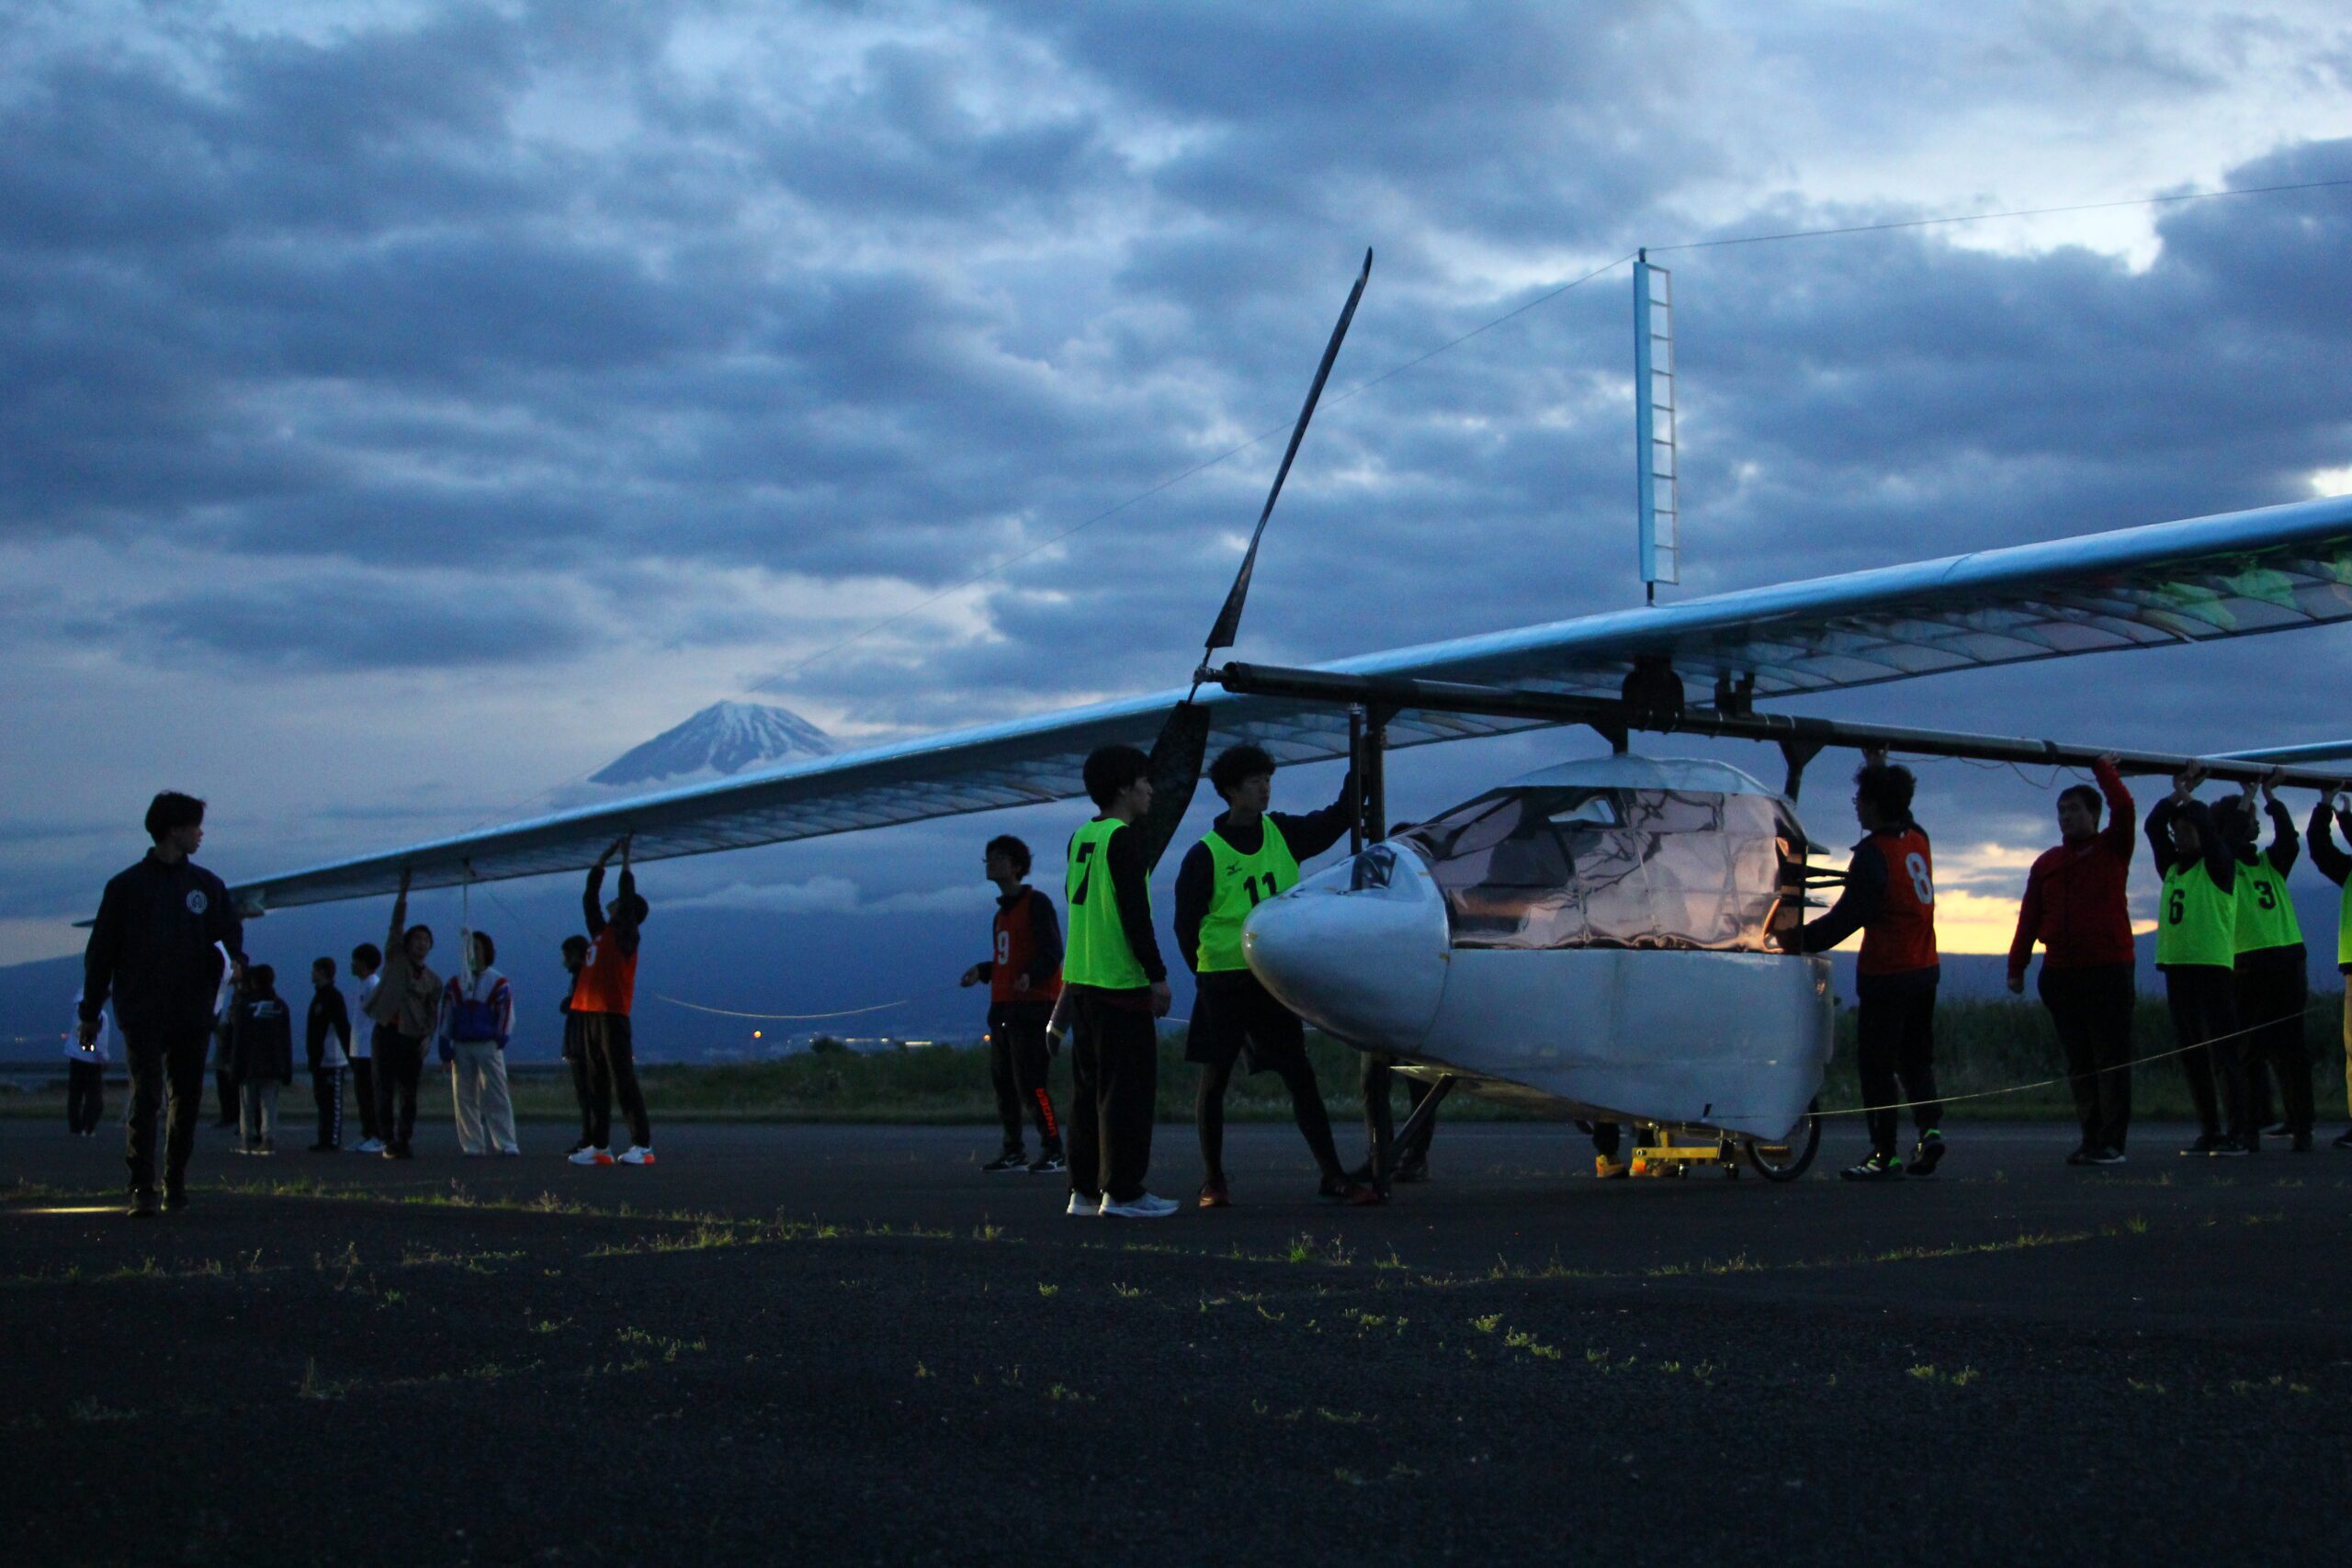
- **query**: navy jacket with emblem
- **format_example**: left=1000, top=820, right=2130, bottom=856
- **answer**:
left=81, top=852, right=248, bottom=1034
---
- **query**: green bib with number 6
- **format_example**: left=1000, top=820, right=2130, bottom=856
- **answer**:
left=1197, top=818, right=1301, bottom=974
left=2157, top=860, right=2236, bottom=968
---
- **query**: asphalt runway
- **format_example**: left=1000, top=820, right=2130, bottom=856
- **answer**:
left=7, top=1113, right=2352, bottom=1565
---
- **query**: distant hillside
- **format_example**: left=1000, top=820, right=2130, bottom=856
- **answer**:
left=589, top=701, right=832, bottom=789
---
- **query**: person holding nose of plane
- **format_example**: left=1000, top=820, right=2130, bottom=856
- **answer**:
left=1175, top=746, right=1378, bottom=1209
left=1797, top=751, right=1945, bottom=1182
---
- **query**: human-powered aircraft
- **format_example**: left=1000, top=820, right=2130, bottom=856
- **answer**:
left=230, top=254, right=2352, bottom=1183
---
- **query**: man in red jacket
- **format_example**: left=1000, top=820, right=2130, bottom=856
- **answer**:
left=2007, top=755, right=2137, bottom=1165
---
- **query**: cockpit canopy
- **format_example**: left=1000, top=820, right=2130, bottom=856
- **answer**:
left=1394, top=758, right=1805, bottom=954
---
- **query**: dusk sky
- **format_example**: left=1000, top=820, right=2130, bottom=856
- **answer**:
left=7, top=0, right=2352, bottom=989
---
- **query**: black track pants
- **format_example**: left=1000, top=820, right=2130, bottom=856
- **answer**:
left=349, top=1058, right=379, bottom=1142
left=311, top=1066, right=345, bottom=1148
left=2236, top=958, right=2310, bottom=1137
left=2167, top=964, right=2248, bottom=1141
left=2040, top=964, right=2135, bottom=1154
left=1856, top=967, right=1940, bottom=1158
left=1066, top=992, right=1158, bottom=1204
left=582, top=1013, right=652, bottom=1152
left=66, top=1061, right=105, bottom=1134
left=1361, top=1055, right=1436, bottom=1170
left=372, top=1027, right=424, bottom=1148
left=122, top=1025, right=209, bottom=1191
left=989, top=1015, right=1061, bottom=1156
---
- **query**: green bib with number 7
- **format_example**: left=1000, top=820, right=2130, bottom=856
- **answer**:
left=1064, top=818, right=1151, bottom=989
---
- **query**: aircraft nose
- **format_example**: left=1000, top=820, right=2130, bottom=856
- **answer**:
left=1243, top=843, right=1450, bottom=1052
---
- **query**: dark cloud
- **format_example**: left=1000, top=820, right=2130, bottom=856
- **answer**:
left=136, top=570, right=592, bottom=671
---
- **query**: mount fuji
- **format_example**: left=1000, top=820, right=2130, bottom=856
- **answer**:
left=589, top=702, right=835, bottom=789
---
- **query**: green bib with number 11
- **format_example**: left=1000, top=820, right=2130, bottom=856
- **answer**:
left=1197, top=818, right=1301, bottom=974
left=1065, top=818, right=1149, bottom=989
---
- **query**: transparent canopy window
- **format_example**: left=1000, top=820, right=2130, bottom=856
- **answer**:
left=1397, top=787, right=1804, bottom=953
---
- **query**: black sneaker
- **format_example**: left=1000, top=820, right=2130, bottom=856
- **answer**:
left=126, top=1187, right=159, bottom=1218
left=981, top=1151, right=1028, bottom=1173
left=390, top=1143, right=414, bottom=1160
left=1840, top=1152, right=1904, bottom=1182
left=2064, top=1145, right=2098, bottom=1167
left=2210, top=1138, right=2251, bottom=1158
left=2335, top=1129, right=2352, bottom=1150
left=1317, top=1177, right=1385, bottom=1206
left=1393, top=1156, right=1430, bottom=1185
left=1027, top=1152, right=1066, bottom=1175
left=2180, top=1133, right=2225, bottom=1156
left=1908, top=1130, right=1946, bottom=1177
left=2291, top=1133, right=2313, bottom=1153
left=163, top=1182, right=188, bottom=1213
left=2263, top=1122, right=2291, bottom=1138
left=2086, top=1147, right=2126, bottom=1166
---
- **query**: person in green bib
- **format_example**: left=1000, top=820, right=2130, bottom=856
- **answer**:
left=1173, top=746, right=1380, bottom=1209
left=1056, top=745, right=1178, bottom=1219
left=2303, top=788, right=2352, bottom=1149
left=2147, top=766, right=2251, bottom=1156
left=2217, top=777, right=2312, bottom=1151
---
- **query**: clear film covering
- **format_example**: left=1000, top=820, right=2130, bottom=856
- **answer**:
left=1400, top=787, right=1801, bottom=953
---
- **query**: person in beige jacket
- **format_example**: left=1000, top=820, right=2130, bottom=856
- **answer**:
left=363, top=870, right=441, bottom=1159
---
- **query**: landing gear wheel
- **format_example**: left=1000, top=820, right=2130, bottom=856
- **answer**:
left=1746, top=1099, right=1822, bottom=1182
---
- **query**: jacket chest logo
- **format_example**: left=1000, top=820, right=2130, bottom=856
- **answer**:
left=185, top=890, right=209, bottom=915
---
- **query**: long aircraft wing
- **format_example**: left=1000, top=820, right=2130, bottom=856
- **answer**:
left=234, top=491, right=2352, bottom=912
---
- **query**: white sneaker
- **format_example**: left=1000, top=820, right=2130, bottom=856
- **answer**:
left=569, top=1146, right=615, bottom=1167
left=1066, top=1191, right=1102, bottom=1216
left=353, top=1138, right=384, bottom=1154
left=617, top=1145, right=656, bottom=1167
left=1100, top=1191, right=1180, bottom=1219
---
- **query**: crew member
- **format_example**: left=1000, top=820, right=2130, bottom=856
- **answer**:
left=960, top=835, right=1065, bottom=1174
left=2006, top=754, right=2136, bottom=1165
left=2221, top=778, right=2310, bottom=1152
left=2303, top=788, right=2352, bottom=1149
left=81, top=791, right=248, bottom=1215
left=559, top=935, right=594, bottom=1156
left=1358, top=824, right=1437, bottom=1186
left=305, top=956, right=351, bottom=1152
left=1057, top=745, right=1176, bottom=1219
left=363, top=870, right=440, bottom=1160
left=1796, top=753, right=1943, bottom=1181
left=1174, top=748, right=1375, bottom=1208
left=571, top=836, right=654, bottom=1167
left=2147, top=766, right=2249, bottom=1156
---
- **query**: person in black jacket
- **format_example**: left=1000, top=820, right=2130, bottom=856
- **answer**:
left=305, top=957, right=352, bottom=1152
left=230, top=965, right=294, bottom=1155
left=81, top=792, right=247, bottom=1215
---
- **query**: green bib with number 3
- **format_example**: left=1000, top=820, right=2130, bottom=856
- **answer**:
left=2157, top=860, right=2236, bottom=968
left=1064, top=818, right=1149, bottom=989
left=2233, top=858, right=2302, bottom=955
left=1196, top=818, right=1302, bottom=974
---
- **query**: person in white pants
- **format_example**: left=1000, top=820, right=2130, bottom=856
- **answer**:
left=441, top=932, right=520, bottom=1156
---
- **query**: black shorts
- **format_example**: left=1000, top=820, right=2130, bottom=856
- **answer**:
left=1184, top=971, right=1307, bottom=1074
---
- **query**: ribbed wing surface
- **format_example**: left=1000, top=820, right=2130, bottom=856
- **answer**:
left=235, top=492, right=2352, bottom=911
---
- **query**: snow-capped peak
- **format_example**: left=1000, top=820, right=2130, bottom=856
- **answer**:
left=590, top=702, right=834, bottom=788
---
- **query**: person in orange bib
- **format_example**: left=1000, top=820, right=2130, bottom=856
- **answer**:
left=960, top=834, right=1065, bottom=1174
left=569, top=834, right=654, bottom=1168
left=1799, top=752, right=1944, bottom=1181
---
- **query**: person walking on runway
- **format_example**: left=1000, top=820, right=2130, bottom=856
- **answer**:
left=80, top=791, right=247, bottom=1215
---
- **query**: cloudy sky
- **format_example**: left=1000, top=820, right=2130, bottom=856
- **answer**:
left=6, top=0, right=2352, bottom=983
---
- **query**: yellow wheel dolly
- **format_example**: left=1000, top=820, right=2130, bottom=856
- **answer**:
left=1615, top=1100, right=1824, bottom=1183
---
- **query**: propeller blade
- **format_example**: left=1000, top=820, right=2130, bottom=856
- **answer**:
left=1200, top=246, right=1373, bottom=660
